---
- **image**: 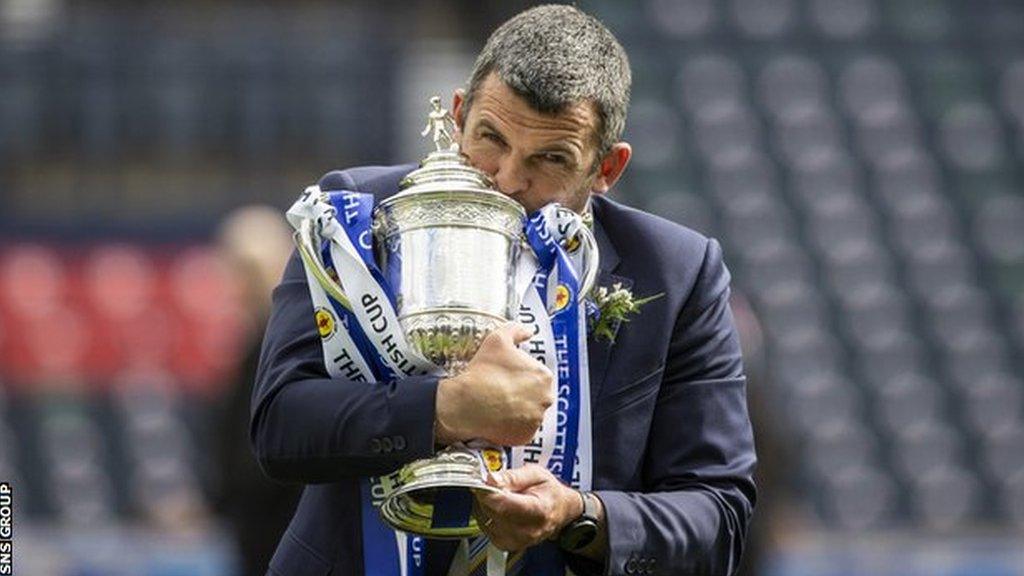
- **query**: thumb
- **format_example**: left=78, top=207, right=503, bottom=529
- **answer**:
left=486, top=470, right=506, bottom=489
left=496, top=464, right=551, bottom=490
left=496, top=321, right=533, bottom=346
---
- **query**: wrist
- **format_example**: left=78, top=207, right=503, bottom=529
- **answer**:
left=548, top=488, right=584, bottom=543
left=434, top=377, right=463, bottom=445
left=564, top=488, right=586, bottom=527
left=556, top=489, right=601, bottom=552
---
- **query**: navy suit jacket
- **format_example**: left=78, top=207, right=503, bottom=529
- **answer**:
left=251, top=164, right=757, bottom=575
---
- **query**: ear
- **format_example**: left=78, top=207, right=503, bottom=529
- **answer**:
left=592, top=142, right=632, bottom=195
left=452, top=88, right=467, bottom=131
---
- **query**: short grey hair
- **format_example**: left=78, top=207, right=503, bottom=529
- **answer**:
left=462, top=4, right=632, bottom=158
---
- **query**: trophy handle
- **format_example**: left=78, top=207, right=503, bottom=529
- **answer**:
left=547, top=207, right=599, bottom=312
left=572, top=216, right=600, bottom=302
left=294, top=218, right=354, bottom=312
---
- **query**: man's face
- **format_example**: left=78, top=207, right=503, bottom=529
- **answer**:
left=454, top=74, right=603, bottom=214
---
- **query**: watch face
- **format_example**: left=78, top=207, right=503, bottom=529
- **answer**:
left=560, top=519, right=599, bottom=551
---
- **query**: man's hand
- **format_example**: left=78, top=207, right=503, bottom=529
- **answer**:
left=473, top=464, right=582, bottom=552
left=435, top=323, right=554, bottom=446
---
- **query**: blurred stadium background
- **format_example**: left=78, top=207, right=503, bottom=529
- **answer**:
left=1, top=0, right=1023, bottom=574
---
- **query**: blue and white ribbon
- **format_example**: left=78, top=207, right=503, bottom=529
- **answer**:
left=287, top=186, right=593, bottom=576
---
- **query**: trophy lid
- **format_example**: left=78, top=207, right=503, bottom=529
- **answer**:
left=395, top=96, right=505, bottom=199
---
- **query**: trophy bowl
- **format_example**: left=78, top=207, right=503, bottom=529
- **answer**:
left=374, top=155, right=528, bottom=373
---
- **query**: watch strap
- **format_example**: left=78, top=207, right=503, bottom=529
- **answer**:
left=557, top=491, right=600, bottom=552
left=579, top=491, right=598, bottom=522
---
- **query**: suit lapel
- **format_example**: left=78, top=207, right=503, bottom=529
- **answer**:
left=586, top=205, right=631, bottom=403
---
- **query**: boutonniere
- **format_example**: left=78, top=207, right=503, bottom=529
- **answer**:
left=588, top=283, right=663, bottom=343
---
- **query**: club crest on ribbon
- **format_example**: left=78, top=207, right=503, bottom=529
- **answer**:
left=314, top=307, right=336, bottom=340
left=554, top=283, right=572, bottom=313
left=482, top=448, right=504, bottom=472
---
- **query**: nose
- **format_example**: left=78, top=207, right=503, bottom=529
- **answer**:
left=491, top=154, right=529, bottom=198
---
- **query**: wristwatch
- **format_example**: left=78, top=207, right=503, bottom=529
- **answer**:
left=557, top=491, right=600, bottom=552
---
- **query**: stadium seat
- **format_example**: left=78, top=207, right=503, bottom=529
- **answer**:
left=676, top=54, right=747, bottom=115
left=729, top=0, right=796, bottom=39
left=0, top=244, right=65, bottom=319
left=643, top=190, right=715, bottom=236
left=973, top=193, right=1024, bottom=265
left=83, top=245, right=158, bottom=321
left=959, top=373, right=1024, bottom=440
left=627, top=99, right=684, bottom=171
left=784, top=371, right=864, bottom=434
left=692, top=102, right=763, bottom=165
left=999, top=59, right=1024, bottom=125
left=112, top=370, right=202, bottom=523
left=939, top=102, right=1007, bottom=171
left=803, top=418, right=879, bottom=479
left=885, top=0, right=954, bottom=42
left=757, top=56, right=829, bottom=121
left=855, top=107, right=924, bottom=167
left=647, top=0, right=717, bottom=39
left=773, top=106, right=845, bottom=169
left=807, top=0, right=877, bottom=39
left=980, top=424, right=1024, bottom=483
left=838, top=55, right=908, bottom=121
left=819, top=464, right=897, bottom=529
left=872, top=372, right=945, bottom=433
left=39, top=405, right=117, bottom=524
left=910, top=464, right=982, bottom=530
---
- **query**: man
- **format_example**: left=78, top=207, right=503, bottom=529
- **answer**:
left=212, top=206, right=301, bottom=576
left=252, top=5, right=756, bottom=575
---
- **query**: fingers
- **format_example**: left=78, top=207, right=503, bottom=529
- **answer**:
left=477, top=322, right=533, bottom=357
left=473, top=465, right=575, bottom=551
left=492, top=464, right=551, bottom=491
left=476, top=466, right=554, bottom=518
left=476, top=489, right=508, bottom=517
left=497, top=321, right=533, bottom=346
left=460, top=322, right=552, bottom=445
left=475, top=490, right=553, bottom=551
left=476, top=490, right=543, bottom=528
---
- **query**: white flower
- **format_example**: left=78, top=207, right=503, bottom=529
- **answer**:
left=589, top=282, right=662, bottom=343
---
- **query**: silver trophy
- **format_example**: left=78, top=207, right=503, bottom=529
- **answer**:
left=302, top=96, right=598, bottom=538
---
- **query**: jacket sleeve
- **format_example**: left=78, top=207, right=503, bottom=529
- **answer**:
left=580, top=238, right=758, bottom=576
left=249, top=169, right=440, bottom=484
left=249, top=250, right=441, bottom=483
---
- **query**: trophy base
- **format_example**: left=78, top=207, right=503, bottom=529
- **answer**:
left=380, top=445, right=503, bottom=538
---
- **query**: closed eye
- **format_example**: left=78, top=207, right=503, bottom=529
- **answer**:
left=480, top=130, right=506, bottom=146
